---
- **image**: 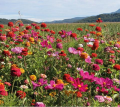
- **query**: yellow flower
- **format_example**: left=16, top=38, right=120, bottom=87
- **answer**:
left=117, top=41, right=120, bottom=45
left=0, top=100, right=4, bottom=105
left=80, top=53, right=88, bottom=59
left=28, top=52, right=33, bottom=55
left=29, top=37, right=34, bottom=42
left=96, top=32, right=102, bottom=36
left=19, top=32, right=24, bottom=36
left=20, top=68, right=25, bottom=74
left=11, top=64, right=18, bottom=68
left=55, top=79, right=64, bottom=85
left=30, top=75, right=36, bottom=81
left=49, top=92, right=56, bottom=97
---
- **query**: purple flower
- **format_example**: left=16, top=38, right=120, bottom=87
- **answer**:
left=11, top=47, right=24, bottom=54
left=32, top=78, right=47, bottom=90
left=44, top=80, right=64, bottom=91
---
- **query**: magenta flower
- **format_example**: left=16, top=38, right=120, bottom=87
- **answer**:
left=94, top=77, right=113, bottom=89
left=68, top=47, right=78, bottom=54
left=31, top=78, right=47, bottom=90
left=79, top=70, right=94, bottom=81
left=56, top=43, right=63, bottom=49
left=11, top=47, right=24, bottom=54
left=72, top=78, right=88, bottom=92
left=44, top=80, right=64, bottom=91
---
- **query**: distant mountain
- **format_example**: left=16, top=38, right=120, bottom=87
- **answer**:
left=111, top=8, right=120, bottom=14
left=0, top=18, right=38, bottom=24
left=44, top=17, right=86, bottom=23
left=75, top=13, right=120, bottom=23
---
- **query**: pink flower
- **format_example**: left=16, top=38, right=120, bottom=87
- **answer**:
left=68, top=47, right=78, bottom=54
left=94, top=95, right=105, bottom=102
left=85, top=56, right=91, bottom=64
left=4, top=82, right=11, bottom=86
left=104, top=96, right=112, bottom=103
left=44, top=80, right=64, bottom=91
left=11, top=47, right=24, bottom=54
left=34, top=102, right=45, bottom=107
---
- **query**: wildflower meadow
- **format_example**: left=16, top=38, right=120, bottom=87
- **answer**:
left=0, top=18, right=120, bottom=106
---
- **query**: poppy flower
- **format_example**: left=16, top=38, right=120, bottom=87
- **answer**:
left=96, top=18, right=103, bottom=23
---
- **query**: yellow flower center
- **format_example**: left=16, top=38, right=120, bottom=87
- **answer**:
left=78, top=85, right=81, bottom=88
left=38, top=82, right=41, bottom=85
left=53, top=84, right=56, bottom=87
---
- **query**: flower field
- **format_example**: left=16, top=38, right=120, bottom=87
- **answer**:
left=0, top=19, right=120, bottom=106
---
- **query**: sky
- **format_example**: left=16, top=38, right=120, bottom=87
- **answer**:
left=0, top=0, right=120, bottom=22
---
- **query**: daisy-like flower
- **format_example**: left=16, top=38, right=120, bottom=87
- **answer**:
left=31, top=78, right=47, bottom=90
left=20, top=85, right=28, bottom=89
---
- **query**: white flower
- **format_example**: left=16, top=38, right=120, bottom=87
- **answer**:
left=87, top=42, right=93, bottom=45
left=78, top=44, right=83, bottom=47
left=1, top=62, right=5, bottom=65
left=20, top=85, right=28, bottom=89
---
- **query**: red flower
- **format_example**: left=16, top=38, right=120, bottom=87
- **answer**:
left=0, top=36, right=6, bottom=41
left=19, top=23, right=24, bottom=27
left=0, top=90, right=8, bottom=96
left=56, top=38, right=62, bottom=42
left=44, top=29, right=50, bottom=32
left=63, top=74, right=71, bottom=83
left=84, top=39, right=89, bottom=42
left=16, top=90, right=26, bottom=99
left=2, top=50, right=11, bottom=56
left=11, top=67, right=21, bottom=77
left=77, top=47, right=84, bottom=52
left=41, top=23, right=47, bottom=28
left=113, top=64, right=120, bottom=70
left=8, top=22, right=14, bottom=27
left=92, top=64, right=100, bottom=71
left=21, top=48, right=28, bottom=56
left=77, top=28, right=83, bottom=31
left=35, top=26, right=40, bottom=30
left=26, top=26, right=32, bottom=30
left=59, top=50, right=66, bottom=57
left=89, top=24, right=95, bottom=27
left=96, top=18, right=103, bottom=23
left=23, top=30, right=28, bottom=34
left=75, top=91, right=82, bottom=97
left=50, top=30, right=55, bottom=34
left=95, top=26, right=101, bottom=32
left=90, top=31, right=96, bottom=35
left=91, top=53, right=97, bottom=58
left=0, top=24, right=4, bottom=28
left=92, top=40, right=99, bottom=50
left=70, top=33, right=77, bottom=38
left=0, top=83, right=5, bottom=91
left=7, top=31, right=15, bottom=38
left=109, top=50, right=115, bottom=54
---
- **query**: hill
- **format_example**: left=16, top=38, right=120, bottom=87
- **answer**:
left=75, top=13, right=120, bottom=23
left=0, top=18, right=38, bottom=24
left=44, top=17, right=85, bottom=23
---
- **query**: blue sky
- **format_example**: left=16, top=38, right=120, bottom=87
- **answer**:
left=0, top=0, right=120, bottom=22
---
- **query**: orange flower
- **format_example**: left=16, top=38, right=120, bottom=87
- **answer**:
left=20, top=68, right=25, bottom=74
left=25, top=41, right=30, bottom=47
left=80, top=53, right=88, bottom=59
left=96, top=32, right=102, bottom=36
left=30, top=75, right=36, bottom=81
left=29, top=37, right=34, bottom=42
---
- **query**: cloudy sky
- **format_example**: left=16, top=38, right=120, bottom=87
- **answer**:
left=0, top=0, right=120, bottom=22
